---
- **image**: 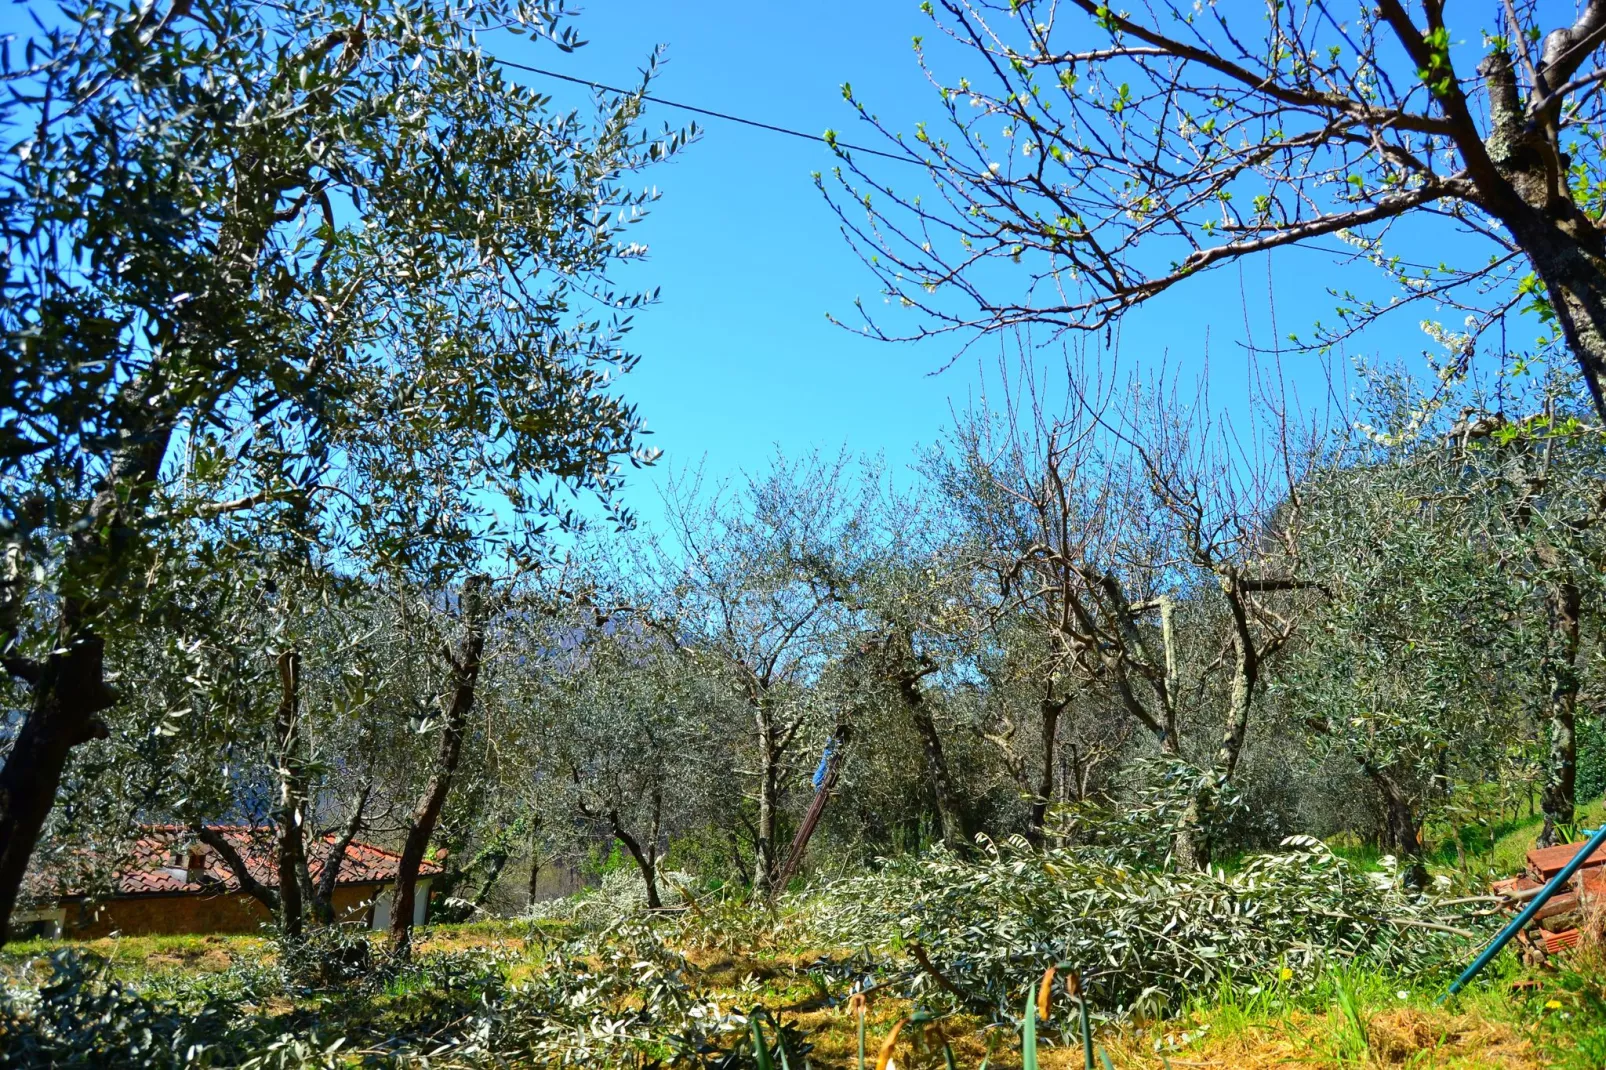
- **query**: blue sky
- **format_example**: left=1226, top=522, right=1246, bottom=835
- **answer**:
left=489, top=1, right=1000, bottom=517
left=490, top=1, right=1457, bottom=526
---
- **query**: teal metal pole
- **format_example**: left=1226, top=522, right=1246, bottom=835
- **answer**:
left=1442, top=822, right=1606, bottom=1001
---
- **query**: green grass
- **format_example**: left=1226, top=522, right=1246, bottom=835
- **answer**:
left=0, top=930, right=272, bottom=982
left=1480, top=800, right=1606, bottom=872
left=1144, top=959, right=1544, bottom=1068
left=1291, top=799, right=1606, bottom=887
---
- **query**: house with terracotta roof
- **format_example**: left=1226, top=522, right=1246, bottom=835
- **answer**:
left=15, top=826, right=443, bottom=939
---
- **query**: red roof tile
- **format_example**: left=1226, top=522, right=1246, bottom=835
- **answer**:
left=1525, top=838, right=1606, bottom=881
left=35, top=826, right=441, bottom=899
left=1543, top=928, right=1583, bottom=954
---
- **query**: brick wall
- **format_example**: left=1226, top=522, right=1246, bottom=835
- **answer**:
left=70, top=891, right=270, bottom=938
left=66, top=883, right=390, bottom=938
left=331, top=884, right=383, bottom=926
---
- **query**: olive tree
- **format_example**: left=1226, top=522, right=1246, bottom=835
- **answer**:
left=1478, top=395, right=1606, bottom=844
left=538, top=618, right=710, bottom=910
left=794, top=482, right=988, bottom=853
left=0, top=0, right=682, bottom=939
left=654, top=457, right=868, bottom=893
left=1334, top=363, right=1606, bottom=845
left=924, top=378, right=1318, bottom=865
left=1290, top=439, right=1535, bottom=885
left=924, top=403, right=1150, bottom=849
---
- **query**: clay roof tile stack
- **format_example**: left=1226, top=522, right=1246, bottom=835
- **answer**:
left=1491, top=837, right=1606, bottom=964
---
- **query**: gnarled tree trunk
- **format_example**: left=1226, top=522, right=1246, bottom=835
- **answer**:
left=611, top=791, right=663, bottom=911
left=1478, top=48, right=1606, bottom=421
left=901, top=680, right=968, bottom=852
left=880, top=632, right=968, bottom=852
left=750, top=696, right=790, bottom=896
left=0, top=125, right=299, bottom=943
left=1027, top=695, right=1069, bottom=846
left=272, top=652, right=308, bottom=939
left=312, top=784, right=370, bottom=924
left=0, top=429, right=170, bottom=944
left=1360, top=759, right=1429, bottom=890
left=1174, top=577, right=1266, bottom=870
left=389, top=577, right=488, bottom=953
left=0, top=639, right=114, bottom=944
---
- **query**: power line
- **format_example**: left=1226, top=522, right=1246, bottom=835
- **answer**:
left=487, top=55, right=921, bottom=166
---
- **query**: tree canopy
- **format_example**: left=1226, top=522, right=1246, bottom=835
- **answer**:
left=0, top=0, right=685, bottom=941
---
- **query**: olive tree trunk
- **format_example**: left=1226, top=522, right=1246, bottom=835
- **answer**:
left=272, top=652, right=309, bottom=939
left=893, top=663, right=969, bottom=852
left=389, top=577, right=488, bottom=953
left=1174, top=577, right=1265, bottom=870
left=312, top=785, right=370, bottom=924
left=1027, top=695, right=1069, bottom=846
left=1360, top=759, right=1430, bottom=890
left=751, top=702, right=781, bottom=896
left=0, top=429, right=168, bottom=943
left=0, top=640, right=114, bottom=944
left=610, top=790, right=663, bottom=911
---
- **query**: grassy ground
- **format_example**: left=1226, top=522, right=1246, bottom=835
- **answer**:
left=6, top=813, right=1606, bottom=1067
left=0, top=920, right=1589, bottom=1068
left=707, top=960, right=1559, bottom=1068
left=1436, top=800, right=1606, bottom=879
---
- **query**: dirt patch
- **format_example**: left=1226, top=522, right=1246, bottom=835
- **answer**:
left=685, top=949, right=795, bottom=990
left=791, top=1004, right=997, bottom=1070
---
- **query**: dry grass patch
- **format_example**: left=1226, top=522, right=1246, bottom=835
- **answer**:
left=1086, top=1005, right=1539, bottom=1069
left=0, top=931, right=272, bottom=983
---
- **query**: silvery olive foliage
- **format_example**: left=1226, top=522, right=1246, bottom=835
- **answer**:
left=524, top=866, right=694, bottom=925
left=811, top=835, right=1486, bottom=1020
left=1286, top=437, right=1536, bottom=869
left=1, top=0, right=676, bottom=582
left=0, top=0, right=686, bottom=937
left=0, top=950, right=347, bottom=1068
left=0, top=928, right=759, bottom=1069
left=489, top=920, right=750, bottom=1068
left=1282, top=365, right=1606, bottom=865
left=1048, top=756, right=1272, bottom=869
